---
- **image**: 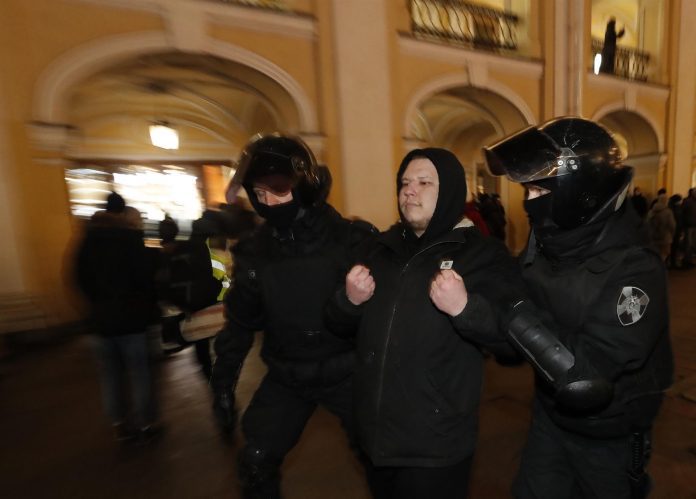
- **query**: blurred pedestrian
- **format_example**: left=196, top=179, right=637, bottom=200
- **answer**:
left=648, top=193, right=676, bottom=264
left=631, top=186, right=649, bottom=219
left=75, top=192, right=161, bottom=443
left=668, top=194, right=683, bottom=268
left=682, top=188, right=696, bottom=268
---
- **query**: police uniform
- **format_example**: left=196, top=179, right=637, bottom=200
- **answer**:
left=485, top=117, right=674, bottom=499
left=515, top=204, right=673, bottom=498
left=210, top=134, right=375, bottom=499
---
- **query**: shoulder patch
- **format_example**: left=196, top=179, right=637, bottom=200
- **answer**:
left=616, top=286, right=649, bottom=326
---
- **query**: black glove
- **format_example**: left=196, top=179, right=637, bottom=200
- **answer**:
left=213, top=388, right=237, bottom=441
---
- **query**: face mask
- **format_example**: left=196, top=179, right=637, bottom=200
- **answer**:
left=523, top=194, right=556, bottom=233
left=255, top=197, right=300, bottom=230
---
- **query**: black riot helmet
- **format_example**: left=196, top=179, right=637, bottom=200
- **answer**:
left=229, top=133, right=321, bottom=207
left=484, top=117, right=629, bottom=230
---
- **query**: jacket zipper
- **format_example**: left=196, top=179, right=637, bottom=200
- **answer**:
left=371, top=238, right=463, bottom=458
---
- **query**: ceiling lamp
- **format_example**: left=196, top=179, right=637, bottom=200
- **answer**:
left=149, top=122, right=179, bottom=150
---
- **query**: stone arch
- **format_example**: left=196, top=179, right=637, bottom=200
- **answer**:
left=591, top=103, right=663, bottom=153
left=33, top=31, right=318, bottom=132
left=402, top=72, right=537, bottom=139
left=593, top=107, right=663, bottom=196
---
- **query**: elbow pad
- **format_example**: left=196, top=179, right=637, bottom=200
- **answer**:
left=507, top=304, right=613, bottom=411
left=507, top=308, right=574, bottom=385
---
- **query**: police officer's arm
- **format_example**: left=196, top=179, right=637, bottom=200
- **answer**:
left=566, top=250, right=669, bottom=388
left=440, top=240, right=524, bottom=360
left=324, top=266, right=371, bottom=338
left=509, top=250, right=668, bottom=411
left=324, top=219, right=378, bottom=338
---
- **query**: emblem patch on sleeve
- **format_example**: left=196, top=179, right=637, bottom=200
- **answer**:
left=616, top=286, right=649, bottom=326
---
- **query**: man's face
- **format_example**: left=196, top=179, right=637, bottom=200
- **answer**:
left=525, top=184, right=551, bottom=200
left=398, top=158, right=439, bottom=237
left=252, top=184, right=293, bottom=206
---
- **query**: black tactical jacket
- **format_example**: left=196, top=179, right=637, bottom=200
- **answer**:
left=326, top=222, right=523, bottom=467
left=522, top=204, right=674, bottom=437
left=212, top=204, right=375, bottom=391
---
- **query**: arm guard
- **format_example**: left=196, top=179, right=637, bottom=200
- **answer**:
left=508, top=302, right=613, bottom=411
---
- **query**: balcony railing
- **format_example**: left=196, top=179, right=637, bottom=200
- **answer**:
left=205, top=0, right=289, bottom=11
left=591, top=38, right=650, bottom=82
left=408, top=0, right=519, bottom=53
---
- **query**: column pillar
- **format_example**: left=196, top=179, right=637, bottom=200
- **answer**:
left=668, top=0, right=696, bottom=193
left=330, top=0, right=396, bottom=229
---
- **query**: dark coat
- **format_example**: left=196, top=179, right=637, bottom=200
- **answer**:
left=75, top=211, right=158, bottom=336
left=521, top=204, right=674, bottom=437
left=212, top=203, right=375, bottom=390
left=326, top=223, right=523, bottom=467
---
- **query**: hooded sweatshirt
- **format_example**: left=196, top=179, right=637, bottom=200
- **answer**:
left=326, top=148, right=524, bottom=467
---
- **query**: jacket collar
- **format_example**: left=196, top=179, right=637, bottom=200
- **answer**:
left=378, top=217, right=473, bottom=256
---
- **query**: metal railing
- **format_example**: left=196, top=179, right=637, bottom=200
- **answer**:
left=205, top=0, right=289, bottom=11
left=408, top=0, right=519, bottom=52
left=591, top=38, right=650, bottom=82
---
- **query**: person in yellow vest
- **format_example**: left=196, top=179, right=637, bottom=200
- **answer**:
left=208, top=235, right=232, bottom=302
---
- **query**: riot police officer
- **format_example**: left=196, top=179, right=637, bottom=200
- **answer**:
left=211, top=133, right=375, bottom=498
left=484, top=117, right=674, bottom=498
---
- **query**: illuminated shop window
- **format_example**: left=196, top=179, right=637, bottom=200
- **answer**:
left=66, top=164, right=206, bottom=236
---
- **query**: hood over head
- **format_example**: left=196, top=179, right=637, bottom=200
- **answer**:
left=397, top=148, right=467, bottom=243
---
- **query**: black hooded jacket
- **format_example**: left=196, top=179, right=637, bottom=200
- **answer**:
left=212, top=202, right=376, bottom=391
left=325, top=148, right=524, bottom=467
left=75, top=211, right=159, bottom=336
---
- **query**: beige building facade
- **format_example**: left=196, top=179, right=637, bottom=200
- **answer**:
left=0, top=0, right=694, bottom=332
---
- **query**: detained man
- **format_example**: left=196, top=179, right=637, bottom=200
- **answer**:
left=325, top=148, right=525, bottom=499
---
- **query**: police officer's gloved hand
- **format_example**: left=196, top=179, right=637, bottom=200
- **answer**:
left=554, top=362, right=614, bottom=413
left=212, top=388, right=237, bottom=442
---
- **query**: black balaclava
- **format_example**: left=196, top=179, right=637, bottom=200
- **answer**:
left=397, top=148, right=467, bottom=245
left=245, top=174, right=302, bottom=231
left=252, top=196, right=301, bottom=231
left=524, top=168, right=633, bottom=261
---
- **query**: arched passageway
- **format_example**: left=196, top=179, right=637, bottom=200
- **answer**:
left=405, top=84, right=533, bottom=251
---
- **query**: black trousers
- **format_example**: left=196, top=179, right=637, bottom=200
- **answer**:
left=513, top=400, right=651, bottom=499
left=366, top=456, right=473, bottom=499
left=241, top=372, right=355, bottom=461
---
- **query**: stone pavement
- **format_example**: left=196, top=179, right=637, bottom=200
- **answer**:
left=1, top=268, right=694, bottom=498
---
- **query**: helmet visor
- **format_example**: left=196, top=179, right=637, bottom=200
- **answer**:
left=484, top=127, right=578, bottom=183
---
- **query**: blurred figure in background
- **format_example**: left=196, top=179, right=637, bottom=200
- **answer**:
left=463, top=197, right=490, bottom=236
left=75, top=192, right=161, bottom=444
left=631, top=186, right=649, bottom=219
left=158, top=214, right=179, bottom=254
left=668, top=194, right=683, bottom=268
left=479, top=193, right=507, bottom=241
left=156, top=205, right=256, bottom=382
left=599, top=16, right=625, bottom=74
left=650, top=187, right=667, bottom=210
left=647, top=192, right=676, bottom=265
left=682, top=188, right=696, bottom=269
